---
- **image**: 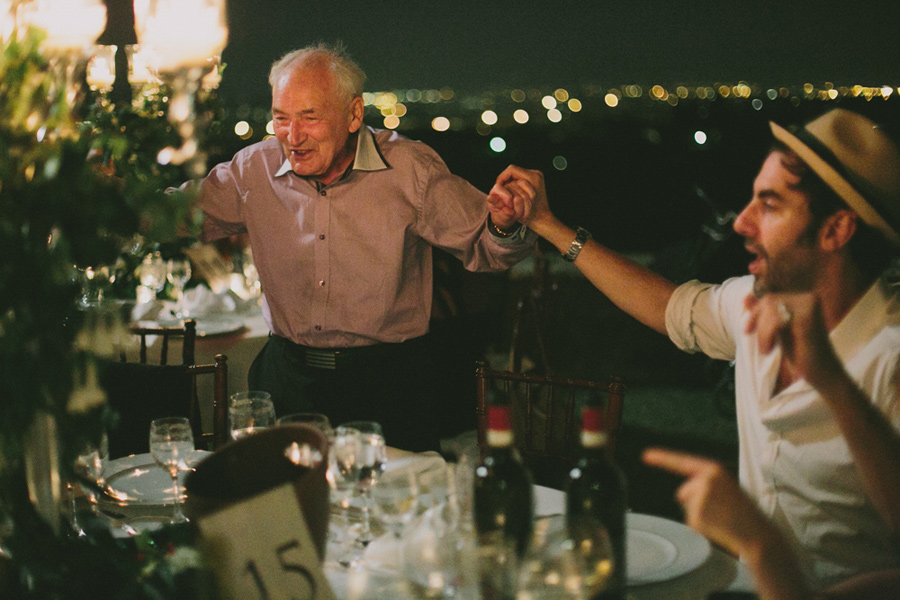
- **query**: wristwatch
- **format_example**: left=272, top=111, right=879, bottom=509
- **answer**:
left=561, top=227, right=591, bottom=262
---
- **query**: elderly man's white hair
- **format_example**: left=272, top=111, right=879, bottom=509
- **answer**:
left=268, top=42, right=366, bottom=105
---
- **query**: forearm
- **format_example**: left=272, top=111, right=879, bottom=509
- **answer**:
left=813, top=369, right=900, bottom=534
left=531, top=217, right=676, bottom=334
left=741, top=521, right=810, bottom=600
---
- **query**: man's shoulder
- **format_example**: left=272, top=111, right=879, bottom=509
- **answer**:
left=368, top=127, right=442, bottom=164
left=220, top=137, right=283, bottom=170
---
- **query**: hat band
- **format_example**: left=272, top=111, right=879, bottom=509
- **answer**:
left=793, top=127, right=895, bottom=234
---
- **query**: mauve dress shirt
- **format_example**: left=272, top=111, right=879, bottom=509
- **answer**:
left=666, top=274, right=900, bottom=590
left=196, top=126, right=536, bottom=348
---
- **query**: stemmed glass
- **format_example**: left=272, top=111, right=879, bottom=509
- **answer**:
left=278, top=413, right=333, bottom=468
left=149, top=417, right=194, bottom=524
left=137, top=251, right=166, bottom=303
left=229, top=391, right=276, bottom=440
left=69, top=434, right=109, bottom=535
left=166, top=258, right=192, bottom=318
left=340, top=420, right=386, bottom=548
left=327, top=426, right=363, bottom=568
left=372, top=466, right=419, bottom=540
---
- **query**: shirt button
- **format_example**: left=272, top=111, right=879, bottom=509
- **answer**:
left=314, top=325, right=322, bottom=331
left=319, top=234, right=325, bottom=240
left=320, top=190, right=327, bottom=196
left=318, top=280, right=325, bottom=287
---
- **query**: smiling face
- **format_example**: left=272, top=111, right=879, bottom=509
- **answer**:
left=733, top=151, right=823, bottom=296
left=271, top=63, right=364, bottom=185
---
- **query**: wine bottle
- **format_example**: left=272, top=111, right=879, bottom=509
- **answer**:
left=473, top=403, right=534, bottom=560
left=565, top=404, right=628, bottom=600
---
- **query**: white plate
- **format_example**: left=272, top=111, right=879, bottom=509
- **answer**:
left=101, top=450, right=211, bottom=505
left=626, top=512, right=711, bottom=585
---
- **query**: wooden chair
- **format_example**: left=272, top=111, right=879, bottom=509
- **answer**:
left=475, top=360, right=625, bottom=488
left=125, top=318, right=198, bottom=365
left=102, top=319, right=228, bottom=456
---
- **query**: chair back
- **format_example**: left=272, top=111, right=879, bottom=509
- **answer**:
left=102, top=335, right=229, bottom=457
left=125, top=318, right=197, bottom=365
left=475, top=360, right=625, bottom=488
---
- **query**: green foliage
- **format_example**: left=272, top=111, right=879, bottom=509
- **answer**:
left=0, top=29, right=224, bottom=598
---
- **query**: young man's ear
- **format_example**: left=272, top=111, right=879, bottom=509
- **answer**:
left=819, top=209, right=857, bottom=252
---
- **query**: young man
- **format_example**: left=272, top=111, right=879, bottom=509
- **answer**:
left=492, top=108, right=900, bottom=589
left=192, top=44, right=536, bottom=451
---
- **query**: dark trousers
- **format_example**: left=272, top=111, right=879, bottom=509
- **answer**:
left=248, top=334, right=441, bottom=452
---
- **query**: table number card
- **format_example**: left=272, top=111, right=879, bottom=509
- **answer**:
left=196, top=484, right=336, bottom=600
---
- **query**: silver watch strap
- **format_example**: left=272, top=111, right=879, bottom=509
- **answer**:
left=562, top=227, right=591, bottom=262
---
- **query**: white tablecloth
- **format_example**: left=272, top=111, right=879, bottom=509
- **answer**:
left=325, top=485, right=755, bottom=600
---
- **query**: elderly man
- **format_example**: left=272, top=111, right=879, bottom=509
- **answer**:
left=194, top=44, right=536, bottom=451
left=495, top=108, right=900, bottom=590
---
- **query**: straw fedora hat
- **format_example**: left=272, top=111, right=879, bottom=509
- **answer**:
left=770, top=108, right=900, bottom=247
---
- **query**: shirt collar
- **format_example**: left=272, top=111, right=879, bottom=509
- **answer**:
left=830, top=274, right=900, bottom=362
left=274, top=125, right=388, bottom=178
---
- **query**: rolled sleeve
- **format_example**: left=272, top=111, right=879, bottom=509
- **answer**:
left=665, top=276, right=752, bottom=361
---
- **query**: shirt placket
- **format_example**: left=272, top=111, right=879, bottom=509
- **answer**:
left=311, top=185, right=331, bottom=335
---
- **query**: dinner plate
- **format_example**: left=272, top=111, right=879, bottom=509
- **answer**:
left=101, top=450, right=211, bottom=506
left=626, top=512, right=711, bottom=585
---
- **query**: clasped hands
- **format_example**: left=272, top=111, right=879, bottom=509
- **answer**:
left=486, top=165, right=550, bottom=232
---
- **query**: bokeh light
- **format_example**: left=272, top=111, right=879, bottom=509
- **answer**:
left=552, top=156, right=568, bottom=170
left=384, top=115, right=400, bottom=129
left=547, top=108, right=562, bottom=123
left=694, top=131, right=708, bottom=145
left=541, top=95, right=557, bottom=109
left=490, top=137, right=507, bottom=152
left=513, top=109, right=530, bottom=124
left=481, top=110, right=498, bottom=125
left=431, top=116, right=450, bottom=131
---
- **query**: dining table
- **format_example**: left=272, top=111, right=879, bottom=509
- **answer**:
left=94, top=443, right=756, bottom=600
left=323, top=480, right=756, bottom=600
left=123, top=290, right=757, bottom=599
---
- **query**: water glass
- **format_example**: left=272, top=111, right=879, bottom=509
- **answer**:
left=339, top=420, right=385, bottom=546
left=229, top=391, right=276, bottom=440
left=149, top=417, right=194, bottom=523
left=277, top=412, right=333, bottom=437
left=327, top=426, right=363, bottom=568
left=166, top=258, right=192, bottom=317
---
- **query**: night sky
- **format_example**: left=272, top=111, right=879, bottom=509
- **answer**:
left=217, top=0, right=900, bottom=108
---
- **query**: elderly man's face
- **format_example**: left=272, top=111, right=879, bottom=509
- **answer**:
left=271, top=64, right=363, bottom=185
left=733, top=151, right=822, bottom=296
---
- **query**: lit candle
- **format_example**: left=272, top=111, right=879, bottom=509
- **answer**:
left=87, top=54, right=115, bottom=90
left=139, top=0, right=227, bottom=72
left=19, top=0, right=106, bottom=53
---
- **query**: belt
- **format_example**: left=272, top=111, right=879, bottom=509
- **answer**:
left=273, top=334, right=427, bottom=371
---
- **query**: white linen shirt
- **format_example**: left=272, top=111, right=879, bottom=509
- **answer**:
left=666, top=274, right=900, bottom=589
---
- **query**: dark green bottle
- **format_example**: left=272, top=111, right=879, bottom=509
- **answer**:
left=473, top=404, right=534, bottom=560
left=565, top=405, right=628, bottom=600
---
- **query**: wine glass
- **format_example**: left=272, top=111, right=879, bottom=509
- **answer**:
left=166, top=257, right=192, bottom=318
left=68, top=434, right=109, bottom=535
left=517, top=516, right=614, bottom=600
left=229, top=391, right=276, bottom=440
left=148, top=417, right=194, bottom=524
left=327, top=426, right=363, bottom=568
left=137, top=251, right=166, bottom=303
left=276, top=412, right=333, bottom=436
left=340, top=420, right=386, bottom=547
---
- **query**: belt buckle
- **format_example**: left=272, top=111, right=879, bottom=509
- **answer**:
left=305, top=348, right=337, bottom=370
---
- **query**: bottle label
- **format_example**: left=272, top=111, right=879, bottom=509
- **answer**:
left=486, top=429, right=513, bottom=447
